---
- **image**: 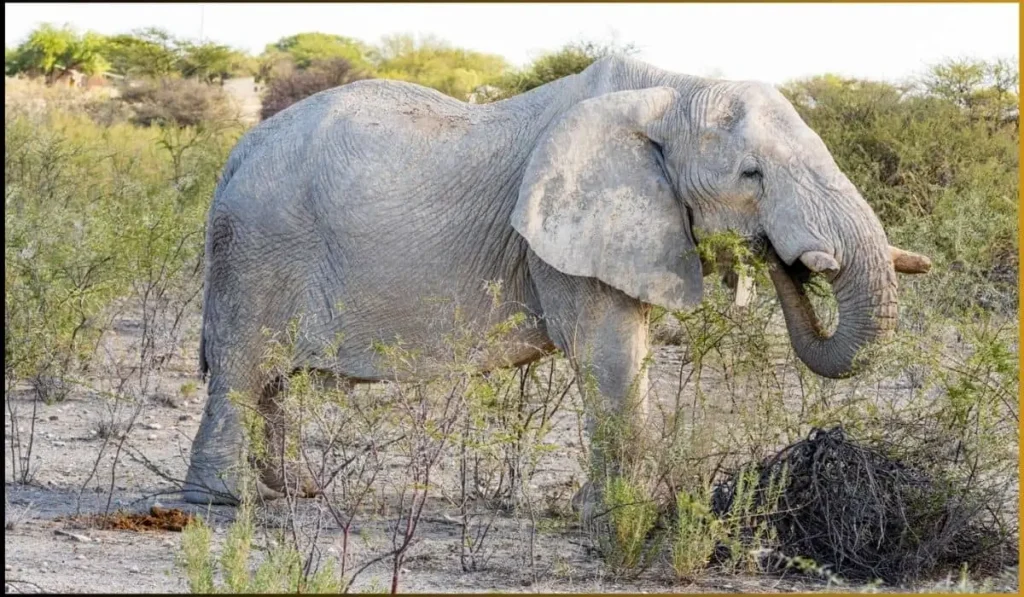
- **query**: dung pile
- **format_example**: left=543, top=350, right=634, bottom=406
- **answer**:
left=711, top=426, right=1016, bottom=585
left=64, top=506, right=195, bottom=532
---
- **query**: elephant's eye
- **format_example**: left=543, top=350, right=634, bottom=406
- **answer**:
left=741, top=167, right=762, bottom=179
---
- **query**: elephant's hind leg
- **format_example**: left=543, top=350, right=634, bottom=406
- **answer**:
left=183, top=370, right=259, bottom=504
left=184, top=372, right=318, bottom=504
left=255, top=376, right=320, bottom=498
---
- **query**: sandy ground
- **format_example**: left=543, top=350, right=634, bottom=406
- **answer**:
left=4, top=309, right=1018, bottom=594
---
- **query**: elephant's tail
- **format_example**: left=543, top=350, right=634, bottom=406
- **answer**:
left=198, top=320, right=209, bottom=380
left=198, top=150, right=246, bottom=382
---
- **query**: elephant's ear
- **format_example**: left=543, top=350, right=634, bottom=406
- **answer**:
left=512, top=87, right=704, bottom=310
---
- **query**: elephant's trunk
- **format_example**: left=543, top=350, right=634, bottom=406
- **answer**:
left=767, top=216, right=898, bottom=380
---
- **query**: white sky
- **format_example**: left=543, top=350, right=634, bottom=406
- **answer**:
left=5, top=2, right=1019, bottom=84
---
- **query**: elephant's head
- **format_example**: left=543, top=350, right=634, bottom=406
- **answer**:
left=512, top=83, right=930, bottom=378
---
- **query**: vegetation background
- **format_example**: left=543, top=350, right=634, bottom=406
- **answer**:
left=4, top=23, right=1019, bottom=594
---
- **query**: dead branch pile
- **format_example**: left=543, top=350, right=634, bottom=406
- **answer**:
left=711, top=426, right=1017, bottom=585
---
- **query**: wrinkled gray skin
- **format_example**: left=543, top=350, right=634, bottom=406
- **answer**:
left=184, top=56, right=927, bottom=505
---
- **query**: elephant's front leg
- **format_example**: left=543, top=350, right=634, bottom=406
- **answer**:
left=528, top=255, right=655, bottom=522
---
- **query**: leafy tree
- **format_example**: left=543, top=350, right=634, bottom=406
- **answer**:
left=178, top=41, right=254, bottom=84
left=5, top=46, right=16, bottom=75
left=919, top=57, right=1019, bottom=124
left=372, top=34, right=509, bottom=100
left=257, top=32, right=370, bottom=85
left=266, top=32, right=369, bottom=70
left=99, top=28, right=255, bottom=83
left=101, top=27, right=180, bottom=79
left=8, top=23, right=109, bottom=82
left=260, top=57, right=369, bottom=120
left=490, top=40, right=639, bottom=100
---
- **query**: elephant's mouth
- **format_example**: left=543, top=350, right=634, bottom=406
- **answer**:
left=710, top=236, right=777, bottom=309
left=717, top=238, right=835, bottom=331
left=701, top=229, right=929, bottom=378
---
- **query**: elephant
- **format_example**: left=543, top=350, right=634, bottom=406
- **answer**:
left=182, top=55, right=931, bottom=506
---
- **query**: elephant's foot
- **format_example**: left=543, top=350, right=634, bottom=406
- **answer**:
left=182, top=461, right=243, bottom=505
left=259, top=461, right=320, bottom=499
left=182, top=477, right=289, bottom=505
left=182, top=486, right=239, bottom=505
left=183, top=458, right=304, bottom=505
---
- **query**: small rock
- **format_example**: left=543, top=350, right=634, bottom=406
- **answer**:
left=129, top=565, right=140, bottom=574
left=75, top=554, right=86, bottom=561
left=147, top=434, right=157, bottom=441
left=54, top=441, right=66, bottom=447
left=48, top=415, right=58, bottom=421
left=17, top=427, right=25, bottom=433
left=144, top=422, right=162, bottom=430
left=4, top=564, right=11, bottom=572
left=178, top=414, right=193, bottom=422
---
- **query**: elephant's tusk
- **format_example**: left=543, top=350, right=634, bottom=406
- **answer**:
left=733, top=271, right=755, bottom=307
left=890, top=246, right=932, bottom=274
left=799, top=251, right=840, bottom=280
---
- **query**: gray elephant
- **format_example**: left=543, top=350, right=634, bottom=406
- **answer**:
left=182, top=55, right=930, bottom=505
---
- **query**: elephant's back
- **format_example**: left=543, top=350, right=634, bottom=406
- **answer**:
left=259, top=80, right=485, bottom=153
left=212, top=79, right=496, bottom=218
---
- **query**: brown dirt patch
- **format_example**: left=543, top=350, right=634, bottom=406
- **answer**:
left=63, top=506, right=195, bottom=533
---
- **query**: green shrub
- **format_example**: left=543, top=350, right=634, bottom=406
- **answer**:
left=179, top=497, right=345, bottom=593
left=4, top=102, right=242, bottom=397
left=671, top=486, right=722, bottom=581
left=598, top=476, right=660, bottom=575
